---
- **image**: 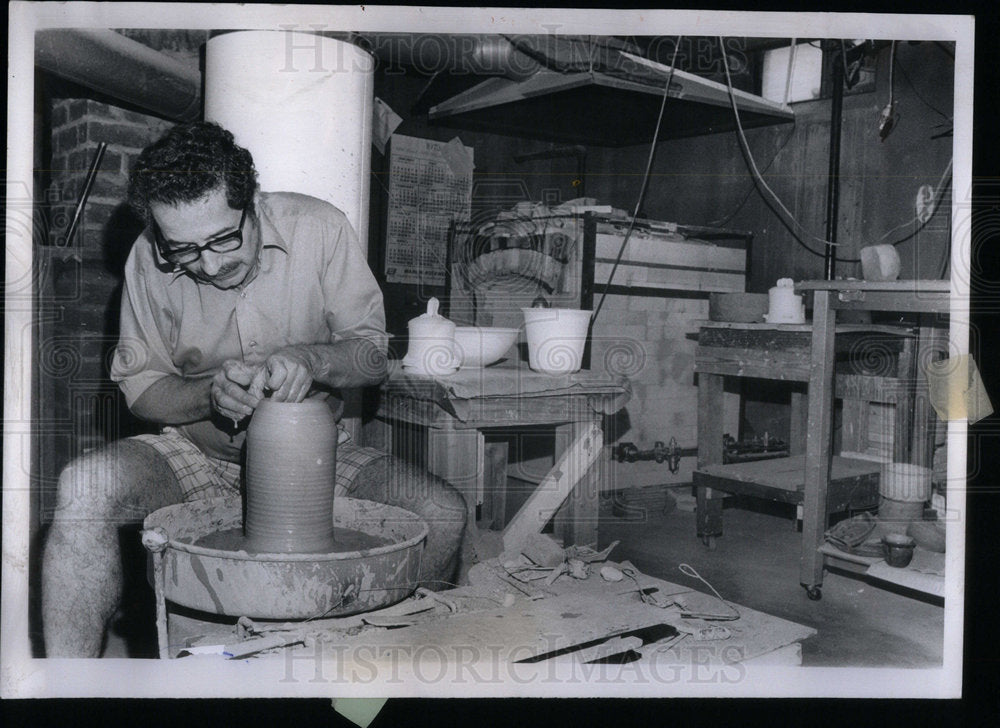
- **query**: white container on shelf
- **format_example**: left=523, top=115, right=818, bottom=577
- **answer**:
left=521, top=307, right=592, bottom=374
left=402, top=298, right=458, bottom=376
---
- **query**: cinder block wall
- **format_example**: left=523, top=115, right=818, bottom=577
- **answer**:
left=598, top=293, right=742, bottom=490
left=508, top=292, right=741, bottom=490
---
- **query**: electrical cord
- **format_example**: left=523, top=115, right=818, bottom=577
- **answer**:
left=707, top=123, right=797, bottom=228
left=676, top=564, right=740, bottom=621
left=877, top=157, right=954, bottom=245
left=592, top=35, right=682, bottom=323
left=894, top=52, right=953, bottom=124
left=783, top=38, right=797, bottom=106
left=888, top=40, right=896, bottom=110
left=877, top=41, right=898, bottom=141
left=718, top=36, right=842, bottom=257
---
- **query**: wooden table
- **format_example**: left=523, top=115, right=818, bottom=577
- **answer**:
left=694, top=279, right=950, bottom=599
left=376, top=362, right=631, bottom=548
left=796, top=279, right=951, bottom=600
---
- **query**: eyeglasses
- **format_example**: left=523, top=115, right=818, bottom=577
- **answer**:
left=153, top=207, right=248, bottom=265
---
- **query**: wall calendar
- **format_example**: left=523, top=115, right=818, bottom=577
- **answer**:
left=384, top=134, right=474, bottom=286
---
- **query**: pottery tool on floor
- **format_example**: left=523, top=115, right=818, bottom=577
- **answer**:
left=514, top=623, right=680, bottom=664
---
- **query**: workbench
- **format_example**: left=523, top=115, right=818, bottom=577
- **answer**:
left=163, top=559, right=816, bottom=674
left=693, top=279, right=950, bottom=600
left=375, top=361, right=630, bottom=549
left=796, top=279, right=950, bottom=599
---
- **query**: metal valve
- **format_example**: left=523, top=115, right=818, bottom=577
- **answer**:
left=614, top=438, right=691, bottom=474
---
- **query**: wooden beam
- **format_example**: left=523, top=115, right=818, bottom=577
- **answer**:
left=503, top=420, right=604, bottom=552
left=800, top=290, right=837, bottom=590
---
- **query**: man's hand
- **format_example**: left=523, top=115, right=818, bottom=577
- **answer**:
left=210, top=360, right=263, bottom=422
left=248, top=349, right=315, bottom=403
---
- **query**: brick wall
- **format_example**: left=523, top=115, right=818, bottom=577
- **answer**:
left=36, top=97, right=172, bottom=520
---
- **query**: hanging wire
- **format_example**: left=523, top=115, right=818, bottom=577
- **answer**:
left=707, top=123, right=797, bottom=228
left=894, top=53, right=952, bottom=124
left=592, top=35, right=683, bottom=323
left=717, top=36, right=841, bottom=257
left=783, top=38, right=797, bottom=106
left=877, top=157, right=954, bottom=246
left=888, top=40, right=896, bottom=110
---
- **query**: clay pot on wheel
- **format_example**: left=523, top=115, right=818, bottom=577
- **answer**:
left=245, top=399, right=338, bottom=553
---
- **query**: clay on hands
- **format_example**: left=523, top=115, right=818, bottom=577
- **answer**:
left=248, top=349, right=315, bottom=403
left=211, top=360, right=262, bottom=423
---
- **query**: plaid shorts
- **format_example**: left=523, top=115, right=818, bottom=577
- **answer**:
left=130, top=427, right=388, bottom=502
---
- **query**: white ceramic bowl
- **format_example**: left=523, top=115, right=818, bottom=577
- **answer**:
left=453, top=326, right=520, bottom=367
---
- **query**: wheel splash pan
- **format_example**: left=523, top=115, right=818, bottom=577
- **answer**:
left=143, top=495, right=428, bottom=619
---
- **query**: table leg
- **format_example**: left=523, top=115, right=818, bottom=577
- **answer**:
left=481, top=440, right=509, bottom=530
left=789, top=388, right=808, bottom=455
left=427, top=425, right=485, bottom=525
left=800, top=290, right=837, bottom=599
left=696, top=372, right=726, bottom=542
left=554, top=421, right=602, bottom=548
left=910, top=321, right=942, bottom=469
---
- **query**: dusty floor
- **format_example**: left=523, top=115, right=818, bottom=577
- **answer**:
left=597, top=492, right=945, bottom=668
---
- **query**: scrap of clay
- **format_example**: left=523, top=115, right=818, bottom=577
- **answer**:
left=925, top=354, right=993, bottom=424
left=568, top=558, right=589, bottom=579
left=600, top=565, right=624, bottom=582
left=520, top=532, right=567, bottom=568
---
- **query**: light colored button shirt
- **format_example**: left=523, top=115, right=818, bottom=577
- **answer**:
left=111, top=191, right=387, bottom=462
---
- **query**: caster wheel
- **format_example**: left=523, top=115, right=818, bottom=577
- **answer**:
left=804, top=585, right=822, bottom=601
left=701, top=535, right=717, bottom=550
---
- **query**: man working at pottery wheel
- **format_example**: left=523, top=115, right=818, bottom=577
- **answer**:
left=42, top=121, right=467, bottom=657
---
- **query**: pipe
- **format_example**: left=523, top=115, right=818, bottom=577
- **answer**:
left=63, top=142, right=107, bottom=247
left=824, top=47, right=844, bottom=280
left=36, top=29, right=202, bottom=122
left=363, top=33, right=541, bottom=81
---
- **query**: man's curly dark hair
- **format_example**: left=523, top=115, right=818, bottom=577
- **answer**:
left=127, top=122, right=258, bottom=223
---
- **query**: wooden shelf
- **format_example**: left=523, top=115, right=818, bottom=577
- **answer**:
left=819, top=543, right=946, bottom=599
left=694, top=454, right=880, bottom=509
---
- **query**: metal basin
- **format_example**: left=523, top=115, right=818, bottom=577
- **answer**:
left=142, top=495, right=428, bottom=619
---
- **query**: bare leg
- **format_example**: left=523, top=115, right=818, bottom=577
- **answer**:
left=347, top=454, right=467, bottom=588
left=41, top=440, right=183, bottom=657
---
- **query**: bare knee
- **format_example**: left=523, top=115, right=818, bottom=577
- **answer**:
left=53, top=451, right=123, bottom=524
left=51, top=441, right=181, bottom=525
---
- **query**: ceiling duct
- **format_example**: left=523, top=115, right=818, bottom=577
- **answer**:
left=427, top=36, right=795, bottom=146
left=363, top=33, right=542, bottom=81
left=35, top=28, right=202, bottom=122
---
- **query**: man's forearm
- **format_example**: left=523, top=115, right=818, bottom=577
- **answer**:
left=286, top=338, right=388, bottom=390
left=130, top=375, right=213, bottom=424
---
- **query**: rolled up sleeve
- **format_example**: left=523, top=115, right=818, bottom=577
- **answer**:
left=110, top=247, right=181, bottom=408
